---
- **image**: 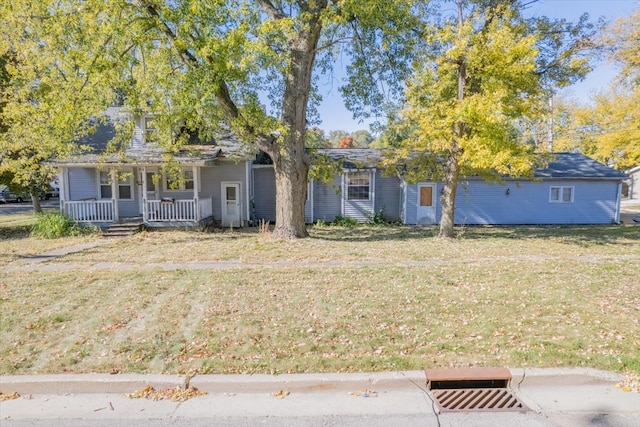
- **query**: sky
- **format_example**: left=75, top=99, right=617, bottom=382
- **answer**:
left=315, top=0, right=640, bottom=133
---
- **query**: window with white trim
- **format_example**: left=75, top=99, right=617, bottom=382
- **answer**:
left=165, top=169, right=195, bottom=191
left=144, top=117, right=157, bottom=144
left=347, top=171, right=371, bottom=201
left=98, top=171, right=134, bottom=200
left=549, top=186, right=574, bottom=203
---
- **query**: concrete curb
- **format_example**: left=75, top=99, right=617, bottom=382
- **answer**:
left=0, top=371, right=427, bottom=395
left=1, top=368, right=625, bottom=396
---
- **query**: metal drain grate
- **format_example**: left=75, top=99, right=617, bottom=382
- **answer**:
left=425, top=367, right=528, bottom=413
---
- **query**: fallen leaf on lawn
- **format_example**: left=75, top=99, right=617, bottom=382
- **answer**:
left=270, top=390, right=290, bottom=398
left=349, top=389, right=378, bottom=397
left=0, top=391, right=20, bottom=401
left=126, top=385, right=207, bottom=402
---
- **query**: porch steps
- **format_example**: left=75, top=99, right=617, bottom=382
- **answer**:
left=101, top=222, right=144, bottom=238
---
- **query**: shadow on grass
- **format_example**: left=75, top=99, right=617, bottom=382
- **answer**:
left=309, top=224, right=640, bottom=247
left=0, top=224, right=32, bottom=241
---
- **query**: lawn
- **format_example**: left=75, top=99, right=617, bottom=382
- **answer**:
left=1, top=218, right=639, bottom=376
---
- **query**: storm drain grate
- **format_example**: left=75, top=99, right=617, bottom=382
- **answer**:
left=425, top=367, right=528, bottom=413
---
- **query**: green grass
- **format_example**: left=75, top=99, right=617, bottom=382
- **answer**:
left=0, top=212, right=102, bottom=265
left=1, top=222, right=639, bottom=376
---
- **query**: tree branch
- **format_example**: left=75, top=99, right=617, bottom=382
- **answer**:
left=134, top=0, right=239, bottom=120
left=257, top=0, right=287, bottom=20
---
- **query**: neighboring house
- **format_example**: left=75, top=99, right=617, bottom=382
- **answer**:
left=625, top=166, right=640, bottom=200
left=55, top=111, right=627, bottom=228
left=54, top=108, right=254, bottom=228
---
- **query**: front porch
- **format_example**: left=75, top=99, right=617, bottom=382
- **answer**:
left=63, top=198, right=214, bottom=227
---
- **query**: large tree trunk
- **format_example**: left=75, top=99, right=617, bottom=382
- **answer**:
left=438, top=144, right=460, bottom=238
left=267, top=17, right=323, bottom=239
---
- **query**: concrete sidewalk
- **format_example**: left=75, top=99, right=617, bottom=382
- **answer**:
left=2, top=368, right=639, bottom=426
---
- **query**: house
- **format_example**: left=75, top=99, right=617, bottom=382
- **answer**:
left=54, top=108, right=255, bottom=228
left=54, top=110, right=627, bottom=228
left=403, top=153, right=627, bottom=225
left=252, top=149, right=402, bottom=224
left=252, top=149, right=627, bottom=226
left=625, top=165, right=640, bottom=200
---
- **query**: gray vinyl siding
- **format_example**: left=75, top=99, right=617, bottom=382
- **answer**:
left=313, top=176, right=342, bottom=223
left=252, top=167, right=276, bottom=222
left=200, top=161, right=248, bottom=224
left=132, top=116, right=144, bottom=148
left=67, top=167, right=139, bottom=217
left=67, top=167, right=99, bottom=200
left=374, top=172, right=402, bottom=221
left=404, top=179, right=620, bottom=225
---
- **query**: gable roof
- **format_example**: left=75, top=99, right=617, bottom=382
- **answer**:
left=55, top=108, right=251, bottom=166
left=534, top=153, right=627, bottom=180
left=315, top=148, right=384, bottom=169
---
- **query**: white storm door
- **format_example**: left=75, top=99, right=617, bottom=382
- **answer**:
left=416, top=184, right=436, bottom=225
left=221, top=182, right=241, bottom=226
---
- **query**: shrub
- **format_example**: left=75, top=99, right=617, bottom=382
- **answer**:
left=30, top=213, right=87, bottom=239
left=332, top=216, right=359, bottom=227
left=366, top=208, right=387, bottom=226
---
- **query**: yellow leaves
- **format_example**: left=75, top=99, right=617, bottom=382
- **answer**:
left=126, top=385, right=207, bottom=402
left=615, top=373, right=640, bottom=393
left=270, top=390, right=290, bottom=398
left=0, top=391, right=21, bottom=401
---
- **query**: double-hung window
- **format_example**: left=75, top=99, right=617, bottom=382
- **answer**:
left=98, top=171, right=133, bottom=200
left=347, top=171, right=371, bottom=201
left=165, top=169, right=195, bottom=191
left=144, top=117, right=157, bottom=144
left=549, top=186, right=574, bottom=203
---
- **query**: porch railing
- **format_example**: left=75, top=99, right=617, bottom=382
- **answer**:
left=64, top=200, right=115, bottom=223
left=146, top=198, right=212, bottom=222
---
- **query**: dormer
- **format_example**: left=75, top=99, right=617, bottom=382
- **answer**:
left=131, top=114, right=157, bottom=149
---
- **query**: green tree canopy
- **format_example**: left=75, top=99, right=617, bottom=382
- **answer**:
left=1, top=0, right=426, bottom=236
left=383, top=0, right=596, bottom=237
left=554, top=7, right=640, bottom=170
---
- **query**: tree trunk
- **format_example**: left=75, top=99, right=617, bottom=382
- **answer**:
left=267, top=19, right=322, bottom=239
left=438, top=145, right=460, bottom=238
left=438, top=0, right=466, bottom=239
left=30, top=189, right=43, bottom=213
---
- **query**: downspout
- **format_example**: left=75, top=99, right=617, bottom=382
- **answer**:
left=246, top=161, right=251, bottom=227
left=615, top=181, right=622, bottom=224
left=309, top=179, right=314, bottom=224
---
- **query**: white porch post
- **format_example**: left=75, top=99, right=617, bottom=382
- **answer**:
left=60, top=167, right=68, bottom=215
left=193, top=165, right=200, bottom=221
left=111, top=168, right=119, bottom=222
left=141, top=166, right=148, bottom=222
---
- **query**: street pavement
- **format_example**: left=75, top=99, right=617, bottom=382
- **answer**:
left=1, top=368, right=639, bottom=426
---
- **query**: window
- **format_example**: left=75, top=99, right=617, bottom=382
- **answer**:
left=419, top=186, right=433, bottom=207
left=347, top=171, right=370, bottom=201
left=549, top=186, right=574, bottom=203
left=144, top=117, right=157, bottom=144
left=98, top=171, right=133, bottom=200
left=165, top=169, right=196, bottom=191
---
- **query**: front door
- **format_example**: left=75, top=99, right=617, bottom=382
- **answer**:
left=221, top=182, right=241, bottom=227
left=416, top=184, right=436, bottom=224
